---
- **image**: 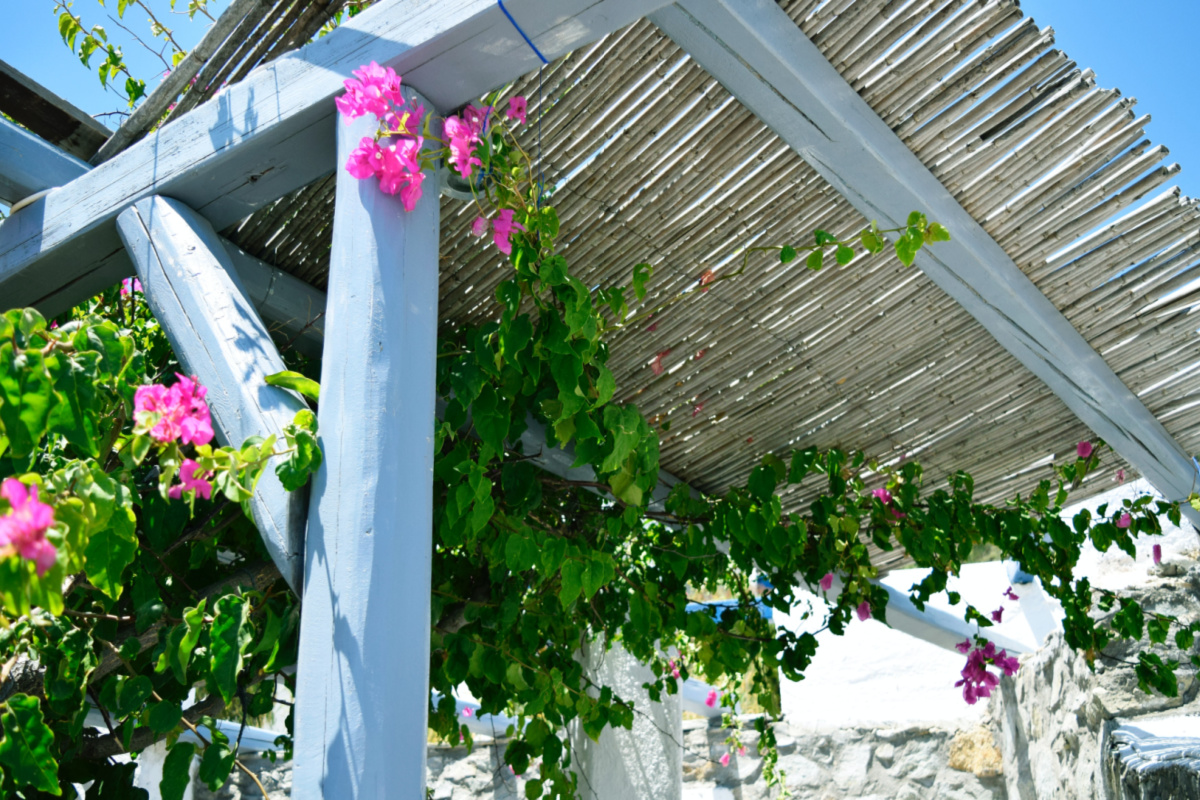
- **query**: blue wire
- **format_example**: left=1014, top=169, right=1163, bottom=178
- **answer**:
left=497, top=0, right=549, bottom=65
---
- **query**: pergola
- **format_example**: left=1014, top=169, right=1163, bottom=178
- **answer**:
left=3, top=0, right=1199, bottom=796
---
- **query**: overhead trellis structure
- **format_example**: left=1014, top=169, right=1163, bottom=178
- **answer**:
left=211, top=0, right=1200, bottom=570
left=3, top=0, right=1200, bottom=793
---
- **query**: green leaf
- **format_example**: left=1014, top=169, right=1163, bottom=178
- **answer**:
left=157, top=600, right=206, bottom=685
left=805, top=250, right=823, bottom=271
left=560, top=561, right=584, bottom=608
left=148, top=700, right=183, bottom=734
left=779, top=245, right=797, bottom=263
left=860, top=229, right=884, bottom=253
left=209, top=595, right=253, bottom=704
left=632, top=263, right=653, bottom=301
left=264, top=370, right=319, bottom=402
left=835, top=245, right=855, bottom=266
left=160, top=743, right=195, bottom=800
left=84, top=506, right=138, bottom=600
left=927, top=222, right=951, bottom=243
left=0, top=695, right=61, bottom=794
left=198, top=740, right=236, bottom=791
left=894, top=233, right=920, bottom=267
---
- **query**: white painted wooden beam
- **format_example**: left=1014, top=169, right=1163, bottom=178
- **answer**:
left=0, top=118, right=92, bottom=207
left=0, top=116, right=327, bottom=355
left=115, top=196, right=311, bottom=592
left=652, top=0, right=1200, bottom=527
left=0, top=0, right=667, bottom=315
left=292, top=103, right=441, bottom=799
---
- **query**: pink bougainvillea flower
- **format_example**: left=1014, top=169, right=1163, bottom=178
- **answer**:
left=651, top=350, right=670, bottom=377
left=1117, top=512, right=1132, bottom=529
left=462, top=707, right=473, bottom=717
left=134, top=374, right=214, bottom=446
left=1114, top=469, right=1126, bottom=484
left=1004, top=586, right=1020, bottom=602
left=336, top=61, right=404, bottom=121
left=462, top=104, right=490, bottom=133
left=720, top=753, right=731, bottom=767
left=819, top=572, right=833, bottom=592
left=991, top=606, right=1004, bottom=623
left=1077, top=441, right=1094, bottom=459
left=855, top=601, right=871, bottom=622
left=470, top=216, right=489, bottom=237
left=382, top=100, right=425, bottom=137
left=345, top=136, right=382, bottom=180
left=120, top=277, right=143, bottom=296
left=444, top=115, right=483, bottom=178
left=668, top=658, right=681, bottom=679
left=738, top=746, right=747, bottom=757
left=954, top=640, right=1017, bottom=704
left=168, top=459, right=213, bottom=501
left=955, top=639, right=971, bottom=654
left=699, top=269, right=716, bottom=293
left=492, top=209, right=526, bottom=256
left=705, top=689, right=718, bottom=708
left=0, top=479, right=57, bottom=577
left=872, top=487, right=892, bottom=505
left=506, top=95, right=528, bottom=125
left=890, top=508, right=906, bottom=520
left=396, top=167, right=426, bottom=213
left=692, top=401, right=705, bottom=418
left=696, top=348, right=708, bottom=360
left=1153, top=544, right=1163, bottom=565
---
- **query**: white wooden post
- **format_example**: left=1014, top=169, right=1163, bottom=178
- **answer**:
left=115, top=195, right=310, bottom=592
left=292, top=95, right=440, bottom=798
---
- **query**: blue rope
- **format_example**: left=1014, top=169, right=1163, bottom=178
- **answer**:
left=497, top=0, right=549, bottom=64
left=496, top=0, right=549, bottom=209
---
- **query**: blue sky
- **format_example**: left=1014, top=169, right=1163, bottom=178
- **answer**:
left=3, top=0, right=1198, bottom=196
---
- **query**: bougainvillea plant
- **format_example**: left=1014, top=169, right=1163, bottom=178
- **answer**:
left=0, top=57, right=1197, bottom=799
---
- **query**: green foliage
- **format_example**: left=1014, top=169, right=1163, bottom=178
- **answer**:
left=0, top=73, right=1182, bottom=800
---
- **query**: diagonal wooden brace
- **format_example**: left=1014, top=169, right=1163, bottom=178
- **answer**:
left=116, top=195, right=309, bottom=592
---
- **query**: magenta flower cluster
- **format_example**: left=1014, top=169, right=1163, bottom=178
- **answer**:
left=337, top=62, right=428, bottom=212
left=135, top=375, right=216, bottom=501
left=134, top=374, right=214, bottom=447
left=953, top=639, right=1019, bottom=704
left=0, top=479, right=56, bottom=577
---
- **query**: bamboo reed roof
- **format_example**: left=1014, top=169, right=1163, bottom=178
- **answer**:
left=197, top=1, right=1200, bottom=569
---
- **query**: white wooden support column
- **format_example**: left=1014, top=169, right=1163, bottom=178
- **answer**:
left=292, top=96, right=440, bottom=799
left=115, top=196, right=310, bottom=592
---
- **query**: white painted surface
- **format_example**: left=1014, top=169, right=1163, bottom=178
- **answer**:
left=291, top=104, right=441, bottom=798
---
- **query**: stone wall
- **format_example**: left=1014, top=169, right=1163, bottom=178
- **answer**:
left=193, top=718, right=1006, bottom=800
left=681, top=719, right=1005, bottom=800
left=989, top=562, right=1200, bottom=800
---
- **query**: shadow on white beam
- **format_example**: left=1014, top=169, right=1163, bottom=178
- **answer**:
left=0, top=0, right=667, bottom=315
left=0, top=111, right=327, bottom=355
left=116, top=195, right=311, bottom=592
left=652, top=0, right=1200, bottom=528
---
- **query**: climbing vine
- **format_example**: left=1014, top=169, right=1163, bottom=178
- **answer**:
left=0, top=59, right=1195, bottom=799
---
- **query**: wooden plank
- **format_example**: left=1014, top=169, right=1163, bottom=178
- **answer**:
left=0, top=0, right=668, bottom=316
left=0, top=58, right=110, bottom=161
left=115, top=195, right=310, bottom=592
left=0, top=114, right=327, bottom=355
left=291, top=102, right=441, bottom=798
left=652, top=0, right=1200, bottom=527
left=0, top=118, right=92, bottom=207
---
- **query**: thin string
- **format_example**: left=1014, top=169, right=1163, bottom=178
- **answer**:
left=497, top=0, right=547, bottom=208
left=497, top=0, right=549, bottom=64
